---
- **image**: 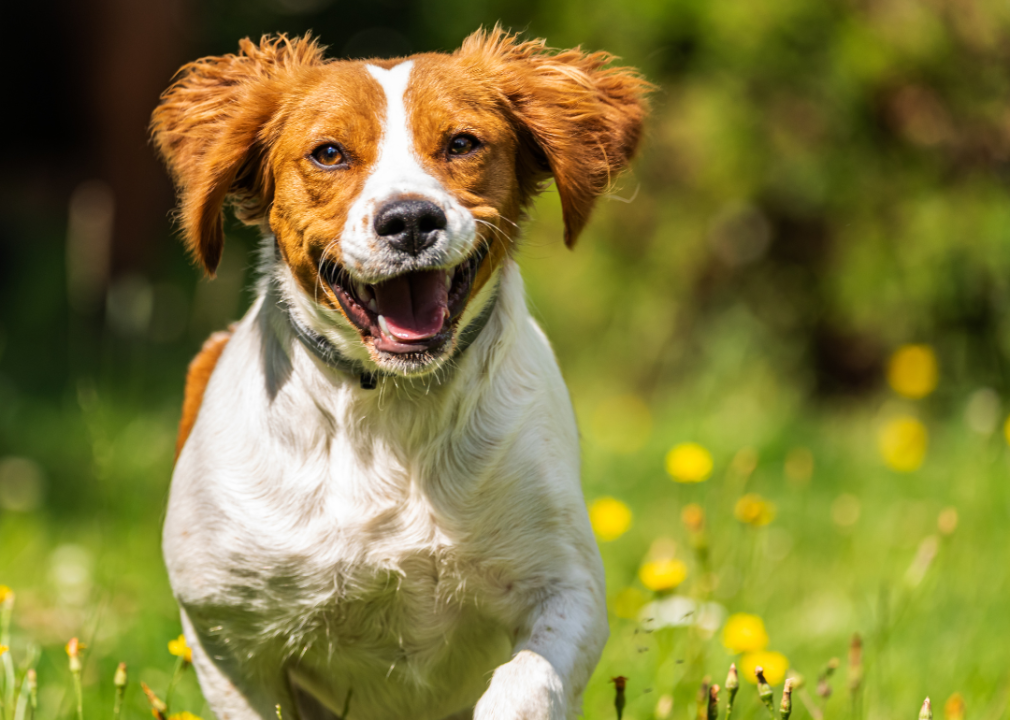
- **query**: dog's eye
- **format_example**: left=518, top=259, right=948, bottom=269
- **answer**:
left=448, top=134, right=480, bottom=156
left=311, top=144, right=345, bottom=167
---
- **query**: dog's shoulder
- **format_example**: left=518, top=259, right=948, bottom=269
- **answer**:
left=175, top=327, right=235, bottom=460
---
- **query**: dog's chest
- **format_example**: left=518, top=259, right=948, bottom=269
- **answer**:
left=173, top=446, right=522, bottom=668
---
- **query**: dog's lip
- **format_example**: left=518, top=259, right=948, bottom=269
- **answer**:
left=324, top=244, right=489, bottom=356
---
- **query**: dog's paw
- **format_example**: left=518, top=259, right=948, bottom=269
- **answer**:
left=473, top=651, right=566, bottom=720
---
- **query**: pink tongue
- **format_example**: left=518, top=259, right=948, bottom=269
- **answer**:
left=374, top=270, right=449, bottom=341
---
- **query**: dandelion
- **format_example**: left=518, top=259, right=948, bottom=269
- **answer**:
left=887, top=344, right=938, bottom=399
left=722, top=613, right=769, bottom=653
left=639, top=558, right=688, bottom=591
left=0, top=645, right=7, bottom=656
left=168, top=713, right=204, bottom=720
left=168, top=634, right=193, bottom=664
left=0, top=586, right=11, bottom=604
left=666, top=443, right=713, bottom=483
left=167, top=634, right=194, bottom=712
left=734, top=494, right=776, bottom=527
left=589, top=497, right=632, bottom=541
left=943, top=693, right=964, bottom=720
left=879, top=416, right=928, bottom=472
left=681, top=504, right=705, bottom=533
left=740, top=651, right=789, bottom=686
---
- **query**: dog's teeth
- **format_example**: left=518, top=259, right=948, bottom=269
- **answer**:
left=378, top=314, right=391, bottom=338
left=445, top=273, right=452, bottom=291
left=368, top=298, right=378, bottom=313
left=355, top=282, right=371, bottom=301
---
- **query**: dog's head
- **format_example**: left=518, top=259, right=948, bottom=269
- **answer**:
left=152, top=28, right=648, bottom=375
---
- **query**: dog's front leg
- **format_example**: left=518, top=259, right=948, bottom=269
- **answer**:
left=474, top=574, right=607, bottom=720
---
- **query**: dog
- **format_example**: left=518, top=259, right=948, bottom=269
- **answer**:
left=152, top=27, right=647, bottom=720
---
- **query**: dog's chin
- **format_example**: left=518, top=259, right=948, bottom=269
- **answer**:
left=323, top=245, right=488, bottom=377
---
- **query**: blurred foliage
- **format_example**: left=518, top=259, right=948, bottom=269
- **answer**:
left=3, top=0, right=1010, bottom=719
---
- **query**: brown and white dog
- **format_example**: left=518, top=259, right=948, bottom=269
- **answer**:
left=152, top=28, right=647, bottom=720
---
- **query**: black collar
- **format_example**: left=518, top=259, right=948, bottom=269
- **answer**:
left=279, top=279, right=500, bottom=390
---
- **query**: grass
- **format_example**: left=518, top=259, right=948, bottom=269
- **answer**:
left=1, top=225, right=1007, bottom=720
left=1, top=360, right=1005, bottom=720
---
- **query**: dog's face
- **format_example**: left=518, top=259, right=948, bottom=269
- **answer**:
left=152, top=29, right=647, bottom=374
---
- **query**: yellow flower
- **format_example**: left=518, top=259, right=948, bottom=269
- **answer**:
left=588, top=497, right=632, bottom=541
left=879, top=416, right=928, bottom=472
left=887, top=344, right=938, bottom=399
left=722, top=613, right=769, bottom=653
left=639, top=558, right=688, bottom=591
left=611, top=588, right=647, bottom=619
left=739, top=650, right=789, bottom=685
left=0, top=586, right=12, bottom=604
left=681, top=503, right=705, bottom=533
left=943, top=693, right=965, bottom=720
left=0, top=645, right=8, bottom=656
left=1004, top=414, right=1010, bottom=447
left=168, top=634, right=193, bottom=663
left=65, top=638, right=85, bottom=658
left=169, top=713, right=204, bottom=720
left=734, top=494, right=776, bottom=527
left=666, top=443, right=713, bottom=483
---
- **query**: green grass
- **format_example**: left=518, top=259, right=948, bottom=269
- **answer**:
left=1, top=353, right=1006, bottom=720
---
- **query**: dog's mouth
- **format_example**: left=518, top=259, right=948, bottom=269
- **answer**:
left=324, top=245, right=488, bottom=356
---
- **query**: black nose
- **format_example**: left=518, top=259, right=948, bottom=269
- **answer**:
left=373, top=199, right=447, bottom=256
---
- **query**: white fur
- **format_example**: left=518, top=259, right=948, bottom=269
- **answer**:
left=166, top=57, right=608, bottom=720
left=167, top=254, right=608, bottom=720
left=339, top=61, right=477, bottom=283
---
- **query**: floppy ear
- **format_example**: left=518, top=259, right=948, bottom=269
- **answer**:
left=458, top=27, right=650, bottom=248
left=151, top=34, right=325, bottom=275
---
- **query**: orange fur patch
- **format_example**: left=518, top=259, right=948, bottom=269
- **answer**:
left=152, top=29, right=649, bottom=353
left=175, top=330, right=233, bottom=460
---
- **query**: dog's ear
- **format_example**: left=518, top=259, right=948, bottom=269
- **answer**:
left=151, top=34, right=325, bottom=275
left=458, top=27, right=650, bottom=248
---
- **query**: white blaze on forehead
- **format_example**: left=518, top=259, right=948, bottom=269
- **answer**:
left=366, top=61, right=420, bottom=179
left=338, top=60, right=476, bottom=278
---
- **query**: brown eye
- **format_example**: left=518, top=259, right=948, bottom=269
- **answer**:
left=448, top=134, right=480, bottom=156
left=311, top=144, right=344, bottom=167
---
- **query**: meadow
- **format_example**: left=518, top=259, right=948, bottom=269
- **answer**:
left=1, top=213, right=1007, bottom=720
left=3, top=0, right=1010, bottom=718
